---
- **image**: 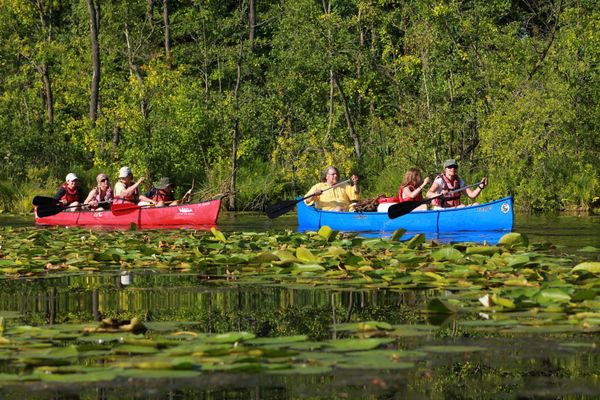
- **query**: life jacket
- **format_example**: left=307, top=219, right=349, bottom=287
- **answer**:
left=114, top=183, right=139, bottom=204
left=90, top=187, right=113, bottom=209
left=431, top=174, right=462, bottom=208
left=399, top=185, right=423, bottom=202
left=60, top=183, right=80, bottom=204
left=150, top=188, right=174, bottom=203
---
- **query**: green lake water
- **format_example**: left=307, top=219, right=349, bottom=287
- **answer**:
left=0, top=212, right=598, bottom=398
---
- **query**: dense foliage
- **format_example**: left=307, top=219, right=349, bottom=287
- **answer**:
left=0, top=0, right=598, bottom=212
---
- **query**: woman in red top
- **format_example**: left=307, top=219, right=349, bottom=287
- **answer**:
left=398, top=168, right=430, bottom=211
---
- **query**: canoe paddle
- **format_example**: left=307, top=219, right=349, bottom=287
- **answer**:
left=35, top=201, right=109, bottom=218
left=111, top=200, right=177, bottom=216
left=387, top=181, right=484, bottom=219
left=32, top=195, right=62, bottom=207
left=266, top=179, right=352, bottom=219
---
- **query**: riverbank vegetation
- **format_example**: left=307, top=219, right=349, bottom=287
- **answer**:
left=0, top=0, right=598, bottom=213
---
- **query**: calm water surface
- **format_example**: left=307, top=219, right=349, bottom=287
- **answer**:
left=0, top=211, right=598, bottom=398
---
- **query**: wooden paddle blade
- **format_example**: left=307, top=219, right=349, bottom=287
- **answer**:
left=266, top=199, right=302, bottom=219
left=33, top=196, right=60, bottom=207
left=111, top=203, right=141, bottom=216
left=387, top=201, right=425, bottom=219
left=36, top=205, right=66, bottom=218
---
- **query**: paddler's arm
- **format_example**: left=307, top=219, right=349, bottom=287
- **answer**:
left=466, top=177, right=488, bottom=199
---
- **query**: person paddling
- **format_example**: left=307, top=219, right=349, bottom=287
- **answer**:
left=398, top=168, right=430, bottom=211
left=426, top=159, right=488, bottom=209
left=84, top=173, right=113, bottom=210
left=113, top=166, right=155, bottom=205
left=54, top=173, right=84, bottom=212
left=304, top=166, right=359, bottom=211
left=140, top=177, right=178, bottom=207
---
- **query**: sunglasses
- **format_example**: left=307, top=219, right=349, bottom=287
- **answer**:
left=446, top=165, right=458, bottom=169
left=100, top=178, right=108, bottom=182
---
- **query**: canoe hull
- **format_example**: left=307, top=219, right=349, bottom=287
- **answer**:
left=297, top=196, right=514, bottom=233
left=35, top=199, right=221, bottom=228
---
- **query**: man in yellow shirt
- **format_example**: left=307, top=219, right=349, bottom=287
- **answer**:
left=304, top=166, right=360, bottom=211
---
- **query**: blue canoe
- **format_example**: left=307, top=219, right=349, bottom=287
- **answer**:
left=297, top=196, right=514, bottom=233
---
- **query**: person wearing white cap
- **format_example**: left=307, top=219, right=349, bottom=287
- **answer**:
left=53, top=172, right=84, bottom=211
left=426, top=159, right=488, bottom=209
left=113, top=166, right=155, bottom=205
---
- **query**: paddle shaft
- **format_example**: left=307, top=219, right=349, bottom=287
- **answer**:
left=387, top=181, right=484, bottom=219
left=300, top=178, right=352, bottom=203
left=266, top=179, right=352, bottom=219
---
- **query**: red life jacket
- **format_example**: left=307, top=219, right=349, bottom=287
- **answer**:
left=399, top=185, right=423, bottom=202
left=60, top=183, right=80, bottom=204
left=150, top=189, right=174, bottom=203
left=432, top=175, right=462, bottom=207
left=114, top=184, right=139, bottom=204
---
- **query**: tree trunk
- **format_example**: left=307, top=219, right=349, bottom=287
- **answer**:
left=163, top=0, right=171, bottom=67
left=125, top=24, right=148, bottom=118
left=333, top=73, right=361, bottom=163
left=248, top=0, right=255, bottom=42
left=87, top=0, right=100, bottom=127
left=229, top=38, right=244, bottom=210
left=40, top=62, right=54, bottom=125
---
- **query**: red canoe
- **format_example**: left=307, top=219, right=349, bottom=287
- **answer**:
left=35, top=199, right=222, bottom=228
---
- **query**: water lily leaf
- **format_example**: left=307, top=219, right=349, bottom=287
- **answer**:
left=571, top=289, right=597, bottom=302
left=572, top=262, right=600, bottom=273
left=391, top=229, right=406, bottom=241
left=143, top=322, right=183, bottom=332
left=296, top=247, right=322, bottom=263
left=506, top=255, right=531, bottom=268
left=113, top=345, right=158, bottom=354
left=292, top=264, right=325, bottom=274
left=578, top=246, right=600, bottom=253
left=251, top=252, right=280, bottom=263
left=490, top=295, right=515, bottom=309
left=0, top=373, right=25, bottom=382
left=246, top=335, right=308, bottom=346
left=498, top=232, right=529, bottom=248
left=317, top=226, right=335, bottom=241
left=535, top=288, right=571, bottom=304
left=406, top=234, right=425, bottom=249
left=205, top=332, right=255, bottom=344
left=333, top=321, right=393, bottom=332
left=420, top=345, right=486, bottom=353
left=210, top=227, right=226, bottom=243
left=431, top=247, right=463, bottom=262
left=466, top=246, right=500, bottom=256
left=272, top=250, right=299, bottom=265
left=324, top=338, right=393, bottom=352
left=37, top=370, right=119, bottom=383
left=426, top=298, right=456, bottom=314
left=269, top=365, right=332, bottom=375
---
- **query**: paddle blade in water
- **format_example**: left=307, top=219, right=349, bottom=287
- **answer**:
left=266, top=199, right=301, bottom=219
